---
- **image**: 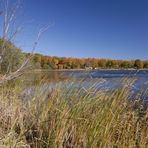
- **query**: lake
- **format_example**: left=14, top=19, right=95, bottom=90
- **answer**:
left=23, top=70, right=148, bottom=91
left=21, top=70, right=148, bottom=106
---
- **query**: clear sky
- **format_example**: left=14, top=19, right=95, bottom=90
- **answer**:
left=1, top=0, right=148, bottom=60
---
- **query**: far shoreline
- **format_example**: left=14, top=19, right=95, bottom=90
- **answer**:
left=27, top=68, right=148, bottom=73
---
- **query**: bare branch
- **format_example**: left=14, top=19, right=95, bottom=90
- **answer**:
left=0, top=0, right=48, bottom=85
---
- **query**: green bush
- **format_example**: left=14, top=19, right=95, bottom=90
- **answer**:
left=0, top=38, right=24, bottom=73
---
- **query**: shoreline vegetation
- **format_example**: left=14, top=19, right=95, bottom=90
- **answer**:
left=32, top=68, right=148, bottom=72
left=0, top=78, right=148, bottom=147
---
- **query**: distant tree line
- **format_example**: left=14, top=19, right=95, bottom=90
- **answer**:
left=30, top=53, right=148, bottom=70
left=0, top=38, right=147, bottom=74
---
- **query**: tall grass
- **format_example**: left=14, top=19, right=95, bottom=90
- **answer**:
left=0, top=78, right=147, bottom=147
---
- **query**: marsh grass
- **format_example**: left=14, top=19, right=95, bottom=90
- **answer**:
left=0, top=78, right=147, bottom=148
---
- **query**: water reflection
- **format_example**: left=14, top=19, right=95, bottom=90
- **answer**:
left=22, top=70, right=148, bottom=89
left=20, top=70, right=148, bottom=105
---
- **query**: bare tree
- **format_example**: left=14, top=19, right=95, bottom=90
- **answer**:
left=0, top=0, right=48, bottom=85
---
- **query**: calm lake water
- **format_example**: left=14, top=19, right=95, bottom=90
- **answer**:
left=63, top=70, right=148, bottom=91
left=22, top=70, right=148, bottom=105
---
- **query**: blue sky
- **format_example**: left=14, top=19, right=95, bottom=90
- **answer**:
left=1, top=0, right=148, bottom=60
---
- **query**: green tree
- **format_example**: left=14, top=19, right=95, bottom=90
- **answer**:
left=0, top=39, right=24, bottom=73
left=134, top=59, right=143, bottom=69
left=143, top=61, right=148, bottom=69
left=106, top=60, right=116, bottom=68
left=32, top=54, right=42, bottom=69
left=120, top=61, right=131, bottom=69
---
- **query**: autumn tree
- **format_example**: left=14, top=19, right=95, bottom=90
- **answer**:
left=98, top=59, right=106, bottom=68
left=51, top=57, right=59, bottom=69
left=90, top=58, right=98, bottom=69
left=31, top=54, right=147, bottom=70
left=77, top=58, right=85, bottom=69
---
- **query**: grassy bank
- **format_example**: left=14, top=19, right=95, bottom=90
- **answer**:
left=0, top=78, right=147, bottom=147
